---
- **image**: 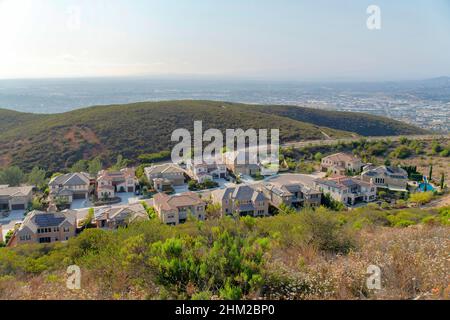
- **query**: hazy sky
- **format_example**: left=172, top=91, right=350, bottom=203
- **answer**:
left=1, top=0, right=450, bottom=80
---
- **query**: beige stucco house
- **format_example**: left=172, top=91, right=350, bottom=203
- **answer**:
left=211, top=185, right=269, bottom=217
left=144, top=163, right=186, bottom=192
left=314, top=176, right=376, bottom=206
left=321, top=153, right=363, bottom=176
left=259, top=174, right=322, bottom=210
left=0, top=185, right=33, bottom=211
left=153, top=192, right=206, bottom=225
left=361, top=165, right=408, bottom=191
left=49, top=172, right=91, bottom=204
left=93, top=203, right=148, bottom=229
left=97, top=168, right=137, bottom=198
left=8, top=209, right=77, bottom=246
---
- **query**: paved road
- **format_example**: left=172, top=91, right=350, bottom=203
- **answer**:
left=282, top=134, right=450, bottom=149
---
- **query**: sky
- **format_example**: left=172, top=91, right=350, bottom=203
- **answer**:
left=1, top=0, right=450, bottom=81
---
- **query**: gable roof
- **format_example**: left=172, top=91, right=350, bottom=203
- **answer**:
left=49, top=172, right=90, bottom=187
left=145, top=163, right=186, bottom=176
left=0, top=185, right=33, bottom=197
left=213, top=185, right=267, bottom=202
left=154, top=192, right=205, bottom=211
left=323, top=152, right=360, bottom=163
left=19, top=210, right=76, bottom=233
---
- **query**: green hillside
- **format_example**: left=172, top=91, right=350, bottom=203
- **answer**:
left=0, top=100, right=425, bottom=172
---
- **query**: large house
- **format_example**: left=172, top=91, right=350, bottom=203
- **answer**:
left=144, top=163, right=186, bottom=192
left=314, top=176, right=376, bottom=206
left=49, top=172, right=92, bottom=204
left=222, top=148, right=261, bottom=176
left=361, top=165, right=409, bottom=191
left=97, top=168, right=137, bottom=198
left=7, top=209, right=77, bottom=246
left=153, top=192, right=206, bottom=225
left=93, top=203, right=148, bottom=229
left=186, top=158, right=227, bottom=183
left=321, top=153, right=363, bottom=176
left=0, top=185, right=33, bottom=211
left=259, top=174, right=322, bottom=210
left=211, top=185, right=269, bottom=217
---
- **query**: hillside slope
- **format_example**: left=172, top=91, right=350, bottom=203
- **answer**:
left=0, top=100, right=425, bottom=171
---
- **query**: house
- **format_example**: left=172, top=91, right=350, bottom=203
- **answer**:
left=259, top=174, right=322, bottom=210
left=7, top=209, right=77, bottom=246
left=144, top=163, right=186, bottom=192
left=153, top=192, right=206, bottom=225
left=0, top=185, right=33, bottom=211
left=186, top=158, right=227, bottom=183
left=211, top=185, right=269, bottom=217
left=222, top=148, right=261, bottom=176
left=361, top=165, right=409, bottom=191
left=97, top=168, right=137, bottom=198
left=49, top=172, right=91, bottom=204
left=93, top=203, right=148, bottom=229
left=321, top=153, right=363, bottom=176
left=314, top=176, right=376, bottom=206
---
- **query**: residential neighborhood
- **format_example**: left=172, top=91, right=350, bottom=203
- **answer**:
left=0, top=150, right=445, bottom=247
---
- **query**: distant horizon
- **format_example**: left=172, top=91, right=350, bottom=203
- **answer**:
left=1, top=74, right=450, bottom=83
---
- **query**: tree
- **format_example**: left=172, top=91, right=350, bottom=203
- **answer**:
left=27, top=167, right=47, bottom=189
left=88, top=157, right=103, bottom=176
left=206, top=202, right=222, bottom=219
left=314, top=152, right=323, bottom=162
left=81, top=208, right=95, bottom=227
left=409, top=192, right=433, bottom=206
left=111, top=154, right=128, bottom=170
left=384, top=158, right=391, bottom=166
left=428, top=164, right=433, bottom=181
left=0, top=166, right=24, bottom=187
left=70, top=160, right=88, bottom=173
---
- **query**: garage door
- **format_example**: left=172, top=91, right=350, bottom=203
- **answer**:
left=73, top=193, right=86, bottom=199
left=11, top=204, right=25, bottom=210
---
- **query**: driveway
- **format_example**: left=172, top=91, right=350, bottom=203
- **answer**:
left=0, top=210, right=26, bottom=242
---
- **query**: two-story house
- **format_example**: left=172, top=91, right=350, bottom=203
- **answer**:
left=97, top=168, right=137, bottom=198
left=48, top=172, right=91, bottom=204
left=259, top=174, right=322, bottom=210
left=186, top=158, right=228, bottom=183
left=211, top=185, right=269, bottom=217
left=144, top=163, right=186, bottom=192
left=93, top=203, right=148, bottom=229
left=361, top=165, right=408, bottom=191
left=314, top=177, right=376, bottom=206
left=321, top=153, right=363, bottom=176
left=153, top=192, right=206, bottom=225
left=7, top=209, right=77, bottom=246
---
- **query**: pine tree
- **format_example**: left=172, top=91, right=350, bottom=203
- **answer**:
left=441, top=172, right=445, bottom=189
left=429, top=164, right=433, bottom=181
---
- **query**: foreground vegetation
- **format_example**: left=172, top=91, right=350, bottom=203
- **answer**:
left=0, top=206, right=448, bottom=300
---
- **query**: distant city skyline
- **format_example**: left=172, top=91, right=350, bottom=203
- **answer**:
left=1, top=0, right=450, bottom=81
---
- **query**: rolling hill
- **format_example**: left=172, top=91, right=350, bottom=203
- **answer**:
left=0, top=100, right=427, bottom=172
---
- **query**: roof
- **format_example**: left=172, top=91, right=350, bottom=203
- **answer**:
left=49, top=173, right=90, bottom=187
left=315, top=177, right=373, bottom=190
left=0, top=185, right=33, bottom=197
left=145, top=163, right=186, bottom=176
left=19, top=210, right=76, bottom=233
left=213, top=185, right=267, bottom=202
left=322, top=153, right=360, bottom=163
left=263, top=174, right=320, bottom=195
left=154, top=192, right=205, bottom=211
left=97, top=168, right=136, bottom=182
left=94, top=203, right=148, bottom=223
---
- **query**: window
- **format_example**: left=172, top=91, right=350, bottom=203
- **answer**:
left=63, top=227, right=70, bottom=232
left=39, top=237, right=51, bottom=243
